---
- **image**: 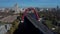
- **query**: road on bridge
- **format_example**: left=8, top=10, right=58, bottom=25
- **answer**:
left=13, top=16, right=43, bottom=34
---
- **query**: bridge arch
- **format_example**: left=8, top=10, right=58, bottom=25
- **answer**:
left=21, top=7, right=40, bottom=22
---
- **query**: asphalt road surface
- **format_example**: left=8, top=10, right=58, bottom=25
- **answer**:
left=0, top=15, right=17, bottom=23
left=13, top=16, right=43, bottom=34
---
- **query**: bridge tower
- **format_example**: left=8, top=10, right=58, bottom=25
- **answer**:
left=21, top=7, right=40, bottom=23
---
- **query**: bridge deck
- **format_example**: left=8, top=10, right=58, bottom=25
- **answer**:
left=13, top=16, right=43, bottom=34
left=26, top=14, right=54, bottom=34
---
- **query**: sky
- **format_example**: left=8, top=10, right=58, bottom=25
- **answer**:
left=0, top=0, right=59, bottom=8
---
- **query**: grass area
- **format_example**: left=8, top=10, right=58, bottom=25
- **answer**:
left=45, top=20, right=60, bottom=33
left=38, top=13, right=44, bottom=17
left=39, top=12, right=60, bottom=34
left=0, top=21, right=6, bottom=25
left=45, top=20, right=55, bottom=29
left=9, top=13, right=22, bottom=34
left=9, top=19, right=19, bottom=34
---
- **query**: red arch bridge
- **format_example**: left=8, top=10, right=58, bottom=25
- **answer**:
left=21, top=7, right=40, bottom=23
left=17, top=7, right=55, bottom=34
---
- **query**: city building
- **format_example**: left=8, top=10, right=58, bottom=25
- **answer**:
left=13, top=3, right=20, bottom=14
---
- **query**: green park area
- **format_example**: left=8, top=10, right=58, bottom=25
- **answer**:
left=9, top=19, right=19, bottom=34
left=7, top=13, right=22, bottom=34
left=39, top=12, right=60, bottom=34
